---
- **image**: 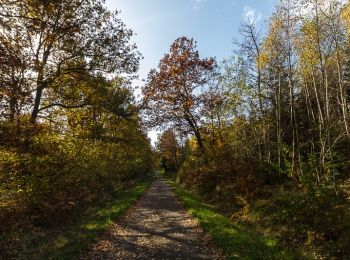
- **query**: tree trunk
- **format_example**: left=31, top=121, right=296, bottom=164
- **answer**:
left=30, top=84, right=45, bottom=124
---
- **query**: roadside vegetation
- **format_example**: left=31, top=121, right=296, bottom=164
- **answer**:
left=167, top=178, right=298, bottom=260
left=1, top=176, right=153, bottom=259
left=2, top=0, right=350, bottom=259
left=0, top=0, right=154, bottom=257
left=147, top=1, right=350, bottom=258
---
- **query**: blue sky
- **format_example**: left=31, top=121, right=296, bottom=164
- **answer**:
left=105, top=0, right=277, bottom=144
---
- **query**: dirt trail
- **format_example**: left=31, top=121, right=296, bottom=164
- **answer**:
left=81, top=177, right=222, bottom=259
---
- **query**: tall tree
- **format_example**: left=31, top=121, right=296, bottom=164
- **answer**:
left=0, top=0, right=140, bottom=124
left=142, top=37, right=216, bottom=155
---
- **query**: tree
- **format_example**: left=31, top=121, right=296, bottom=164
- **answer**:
left=0, top=0, right=140, bottom=124
left=237, top=20, right=264, bottom=115
left=0, top=29, right=29, bottom=123
left=156, top=130, right=181, bottom=173
left=142, top=36, right=216, bottom=155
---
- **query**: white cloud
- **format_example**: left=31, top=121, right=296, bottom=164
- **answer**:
left=243, top=6, right=262, bottom=23
left=190, top=0, right=205, bottom=10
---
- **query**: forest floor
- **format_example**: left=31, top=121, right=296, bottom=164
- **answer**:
left=1, top=177, right=153, bottom=259
left=81, top=177, right=222, bottom=259
left=167, top=178, right=350, bottom=259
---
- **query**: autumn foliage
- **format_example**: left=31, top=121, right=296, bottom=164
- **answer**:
left=143, top=37, right=216, bottom=154
left=146, top=2, right=350, bottom=258
left=0, top=0, right=153, bottom=235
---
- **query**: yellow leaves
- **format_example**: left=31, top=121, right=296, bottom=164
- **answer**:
left=341, top=3, right=350, bottom=31
left=295, top=21, right=322, bottom=69
left=299, top=47, right=319, bottom=68
left=188, top=137, right=198, bottom=152
left=261, top=16, right=285, bottom=67
left=264, top=16, right=283, bottom=48
left=256, top=52, right=269, bottom=69
left=299, top=20, right=320, bottom=51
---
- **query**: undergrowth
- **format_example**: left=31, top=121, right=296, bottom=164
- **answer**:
left=167, top=178, right=298, bottom=260
left=1, top=176, right=153, bottom=260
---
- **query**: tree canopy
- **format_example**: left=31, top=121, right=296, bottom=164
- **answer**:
left=143, top=36, right=216, bottom=153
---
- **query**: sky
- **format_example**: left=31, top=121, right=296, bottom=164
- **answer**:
left=105, top=0, right=277, bottom=144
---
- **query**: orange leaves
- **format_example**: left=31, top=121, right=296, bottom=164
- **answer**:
left=142, top=37, right=216, bottom=151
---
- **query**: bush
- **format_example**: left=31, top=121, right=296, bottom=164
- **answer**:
left=0, top=130, right=153, bottom=228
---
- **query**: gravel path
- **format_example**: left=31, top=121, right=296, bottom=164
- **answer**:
left=81, top=177, right=222, bottom=259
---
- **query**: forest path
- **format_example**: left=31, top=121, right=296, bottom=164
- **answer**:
left=81, top=177, right=221, bottom=259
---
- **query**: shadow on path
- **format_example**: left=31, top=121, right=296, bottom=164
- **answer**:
left=81, top=178, right=221, bottom=259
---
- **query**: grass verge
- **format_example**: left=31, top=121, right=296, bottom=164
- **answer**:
left=166, top=179, right=297, bottom=260
left=3, top=176, right=154, bottom=260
